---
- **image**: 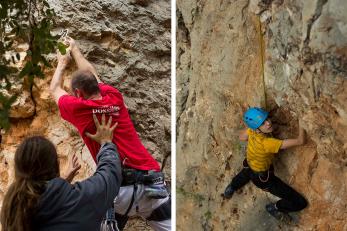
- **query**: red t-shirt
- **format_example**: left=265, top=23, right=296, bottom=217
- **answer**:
left=58, top=83, right=160, bottom=171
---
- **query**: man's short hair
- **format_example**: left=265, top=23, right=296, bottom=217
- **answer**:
left=71, top=70, right=100, bottom=97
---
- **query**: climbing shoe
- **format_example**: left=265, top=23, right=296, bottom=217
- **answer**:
left=266, top=203, right=293, bottom=224
left=223, top=184, right=235, bottom=199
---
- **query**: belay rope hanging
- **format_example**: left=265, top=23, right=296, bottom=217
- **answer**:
left=257, top=17, right=271, bottom=203
left=257, top=16, right=267, bottom=110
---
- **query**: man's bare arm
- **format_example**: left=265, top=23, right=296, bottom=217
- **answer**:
left=66, top=37, right=102, bottom=83
left=49, top=53, right=70, bottom=104
left=280, top=127, right=305, bottom=149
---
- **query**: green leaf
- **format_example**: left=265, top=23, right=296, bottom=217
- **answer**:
left=0, top=94, right=17, bottom=130
left=41, top=56, right=52, bottom=68
left=19, top=61, right=33, bottom=78
left=57, top=42, right=67, bottom=55
left=4, top=77, right=11, bottom=90
left=0, top=65, right=10, bottom=78
left=0, top=109, right=11, bottom=130
left=27, top=74, right=34, bottom=85
left=45, top=9, right=52, bottom=17
left=0, top=7, right=7, bottom=19
left=6, top=95, right=17, bottom=107
left=0, top=0, right=61, bottom=130
left=32, top=64, right=44, bottom=78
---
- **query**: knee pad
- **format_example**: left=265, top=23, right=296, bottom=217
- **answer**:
left=146, top=198, right=171, bottom=221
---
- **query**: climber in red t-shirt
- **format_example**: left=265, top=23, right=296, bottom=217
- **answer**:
left=49, top=37, right=171, bottom=231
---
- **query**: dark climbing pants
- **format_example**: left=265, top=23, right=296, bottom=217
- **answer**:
left=229, top=159, right=308, bottom=213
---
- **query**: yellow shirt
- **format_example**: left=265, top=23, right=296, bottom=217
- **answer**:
left=246, top=129, right=283, bottom=172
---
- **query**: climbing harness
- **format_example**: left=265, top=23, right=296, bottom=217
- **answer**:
left=143, top=170, right=168, bottom=199
left=124, top=183, right=137, bottom=217
left=109, top=169, right=169, bottom=229
left=121, top=169, right=168, bottom=199
left=258, top=170, right=270, bottom=183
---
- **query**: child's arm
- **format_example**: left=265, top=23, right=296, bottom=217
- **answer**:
left=280, top=127, right=305, bottom=149
left=239, top=129, right=248, bottom=141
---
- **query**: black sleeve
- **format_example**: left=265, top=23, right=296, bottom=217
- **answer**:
left=75, top=142, right=122, bottom=216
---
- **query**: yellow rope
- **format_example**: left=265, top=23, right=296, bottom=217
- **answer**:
left=257, top=16, right=267, bottom=110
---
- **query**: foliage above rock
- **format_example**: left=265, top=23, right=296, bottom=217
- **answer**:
left=0, top=0, right=66, bottom=130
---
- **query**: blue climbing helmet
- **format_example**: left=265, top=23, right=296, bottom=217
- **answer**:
left=243, top=107, right=269, bottom=130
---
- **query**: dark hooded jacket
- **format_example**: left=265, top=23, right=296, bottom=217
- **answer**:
left=33, top=142, right=122, bottom=231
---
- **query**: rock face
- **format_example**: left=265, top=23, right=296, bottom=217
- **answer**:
left=0, top=0, right=170, bottom=230
left=177, top=0, right=347, bottom=230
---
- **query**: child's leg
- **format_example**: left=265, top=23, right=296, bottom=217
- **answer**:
left=267, top=175, right=308, bottom=213
left=224, top=159, right=251, bottom=197
left=228, top=168, right=251, bottom=190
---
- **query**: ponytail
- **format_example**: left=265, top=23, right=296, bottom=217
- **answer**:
left=1, top=179, right=45, bottom=231
left=0, top=136, right=59, bottom=231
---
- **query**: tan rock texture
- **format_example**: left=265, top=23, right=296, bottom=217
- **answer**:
left=177, top=0, right=347, bottom=230
left=0, top=0, right=170, bottom=230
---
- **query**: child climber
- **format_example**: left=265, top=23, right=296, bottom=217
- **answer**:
left=223, top=107, right=307, bottom=222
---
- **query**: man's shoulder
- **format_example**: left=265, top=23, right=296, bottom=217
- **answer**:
left=58, top=94, right=79, bottom=104
left=58, top=95, right=92, bottom=120
left=99, top=83, right=120, bottom=93
left=58, top=95, right=77, bottom=111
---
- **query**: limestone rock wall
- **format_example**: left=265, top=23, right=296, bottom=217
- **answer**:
left=0, top=0, right=170, bottom=230
left=177, top=0, right=347, bottom=230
